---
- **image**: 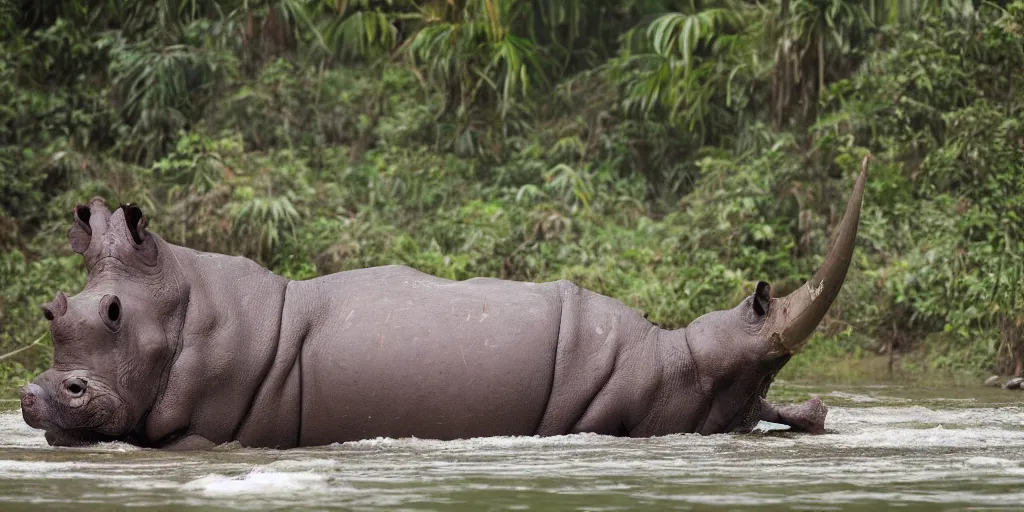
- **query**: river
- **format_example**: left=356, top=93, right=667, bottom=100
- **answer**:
left=0, top=382, right=1022, bottom=511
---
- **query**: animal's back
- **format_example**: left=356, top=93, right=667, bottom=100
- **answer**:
left=285, top=265, right=563, bottom=445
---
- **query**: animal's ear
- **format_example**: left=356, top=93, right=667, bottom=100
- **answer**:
left=752, top=281, right=771, bottom=316
left=121, top=203, right=147, bottom=245
left=99, top=294, right=122, bottom=331
left=69, top=197, right=114, bottom=262
left=68, top=204, right=93, bottom=254
left=110, top=202, right=159, bottom=269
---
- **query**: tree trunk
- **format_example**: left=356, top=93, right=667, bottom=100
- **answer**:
left=817, top=33, right=825, bottom=102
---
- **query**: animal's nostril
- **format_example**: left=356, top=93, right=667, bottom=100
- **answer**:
left=65, top=378, right=87, bottom=397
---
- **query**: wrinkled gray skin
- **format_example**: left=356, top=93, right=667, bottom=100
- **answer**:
left=21, top=159, right=870, bottom=450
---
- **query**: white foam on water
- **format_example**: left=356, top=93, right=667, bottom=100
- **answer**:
left=182, top=470, right=342, bottom=497
left=264, top=458, right=339, bottom=471
left=829, top=405, right=1024, bottom=428
left=964, top=456, right=1020, bottom=467
left=0, top=410, right=51, bottom=449
left=0, top=410, right=141, bottom=452
left=1, top=398, right=1024, bottom=509
left=0, top=464, right=120, bottom=481
left=807, top=490, right=1024, bottom=507
left=329, top=431, right=628, bottom=452
left=827, top=391, right=884, bottom=403
left=821, top=425, right=1024, bottom=450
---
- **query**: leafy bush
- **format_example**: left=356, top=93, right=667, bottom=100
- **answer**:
left=3, top=0, right=1024, bottom=393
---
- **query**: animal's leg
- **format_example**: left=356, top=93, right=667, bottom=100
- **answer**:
left=163, top=434, right=216, bottom=451
left=758, top=397, right=827, bottom=434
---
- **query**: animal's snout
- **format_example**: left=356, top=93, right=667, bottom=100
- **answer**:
left=64, top=377, right=87, bottom=398
left=20, top=383, right=49, bottom=430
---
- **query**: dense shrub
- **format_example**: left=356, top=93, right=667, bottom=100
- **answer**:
left=2, top=0, right=1023, bottom=393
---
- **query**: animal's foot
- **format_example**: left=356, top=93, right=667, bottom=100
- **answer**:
left=784, top=397, right=828, bottom=434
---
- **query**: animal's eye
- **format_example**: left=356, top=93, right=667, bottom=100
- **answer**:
left=65, top=378, right=87, bottom=397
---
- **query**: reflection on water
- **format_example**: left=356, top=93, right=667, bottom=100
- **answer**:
left=1, top=383, right=1023, bottom=511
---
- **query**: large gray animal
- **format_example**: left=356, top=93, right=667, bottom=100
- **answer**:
left=20, top=157, right=870, bottom=450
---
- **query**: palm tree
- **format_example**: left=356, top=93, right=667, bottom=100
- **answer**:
left=612, top=0, right=758, bottom=143
left=770, top=0, right=873, bottom=128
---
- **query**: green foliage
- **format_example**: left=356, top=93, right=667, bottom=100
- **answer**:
left=107, top=32, right=238, bottom=163
left=3, top=0, right=1024, bottom=392
left=0, top=251, right=84, bottom=387
left=613, top=0, right=766, bottom=145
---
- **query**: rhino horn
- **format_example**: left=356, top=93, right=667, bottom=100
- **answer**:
left=42, top=291, right=69, bottom=321
left=761, top=154, right=870, bottom=357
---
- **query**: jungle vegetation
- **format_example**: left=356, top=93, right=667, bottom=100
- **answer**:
left=1, top=0, right=1023, bottom=391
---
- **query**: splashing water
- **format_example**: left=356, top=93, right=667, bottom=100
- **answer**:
left=1, top=383, right=1023, bottom=510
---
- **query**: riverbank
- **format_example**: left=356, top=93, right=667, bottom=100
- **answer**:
left=780, top=345, right=990, bottom=389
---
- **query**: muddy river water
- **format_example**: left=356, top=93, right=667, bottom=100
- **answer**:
left=0, top=382, right=1022, bottom=511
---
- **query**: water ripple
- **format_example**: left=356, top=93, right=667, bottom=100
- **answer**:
left=1, top=388, right=1023, bottom=510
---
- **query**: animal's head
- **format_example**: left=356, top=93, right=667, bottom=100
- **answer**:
left=686, top=156, right=870, bottom=431
left=20, top=198, right=187, bottom=446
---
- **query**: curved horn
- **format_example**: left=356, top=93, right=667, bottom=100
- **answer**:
left=762, top=155, right=871, bottom=357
